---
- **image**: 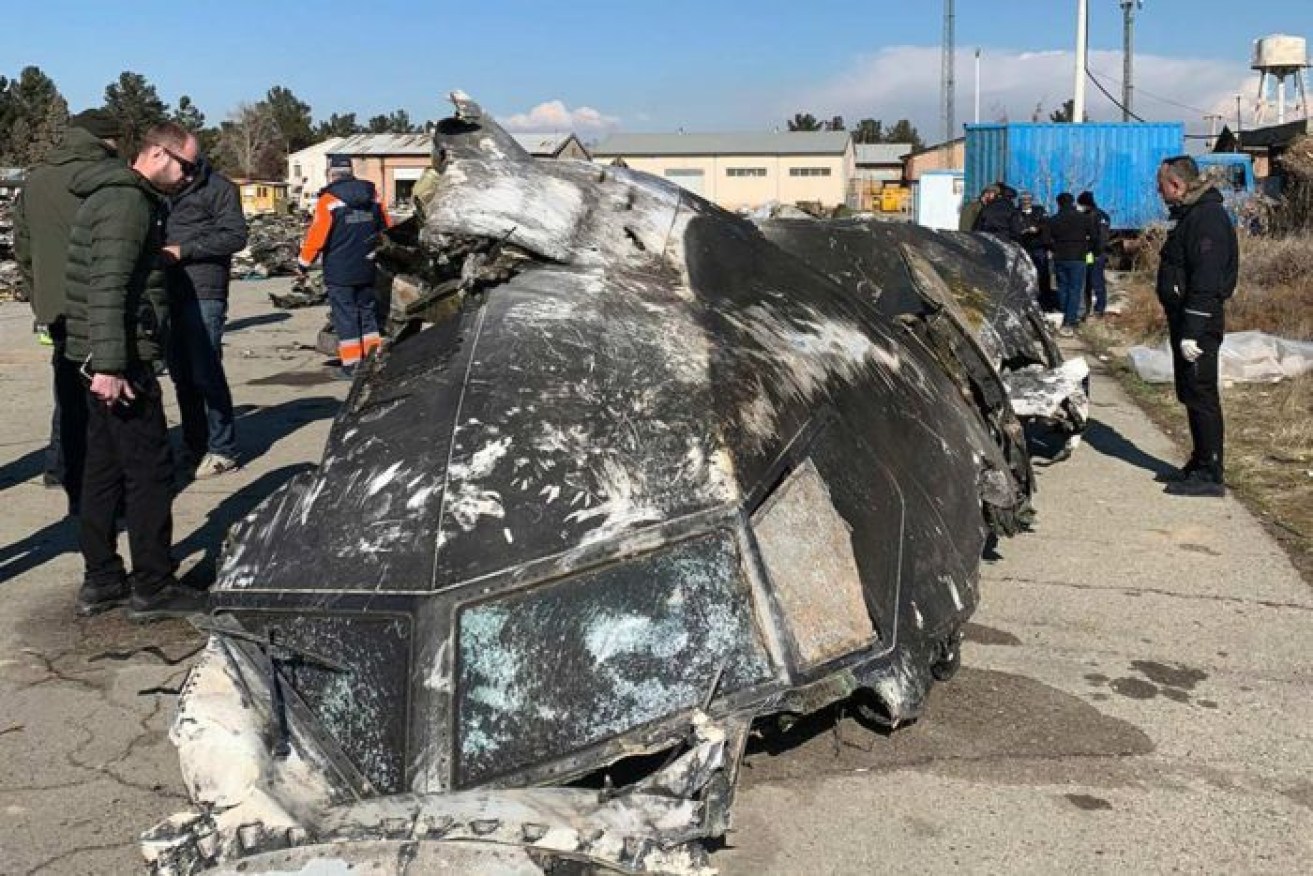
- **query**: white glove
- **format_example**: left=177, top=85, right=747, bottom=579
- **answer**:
left=1180, top=339, right=1203, bottom=363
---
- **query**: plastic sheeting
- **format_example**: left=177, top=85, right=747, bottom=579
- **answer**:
left=1128, top=331, right=1313, bottom=384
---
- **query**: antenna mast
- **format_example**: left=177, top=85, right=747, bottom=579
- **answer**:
left=942, top=0, right=956, bottom=141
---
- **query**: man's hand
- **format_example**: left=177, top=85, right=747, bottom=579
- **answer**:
left=161, top=244, right=182, bottom=264
left=1180, top=339, right=1204, bottom=363
left=90, top=373, right=136, bottom=407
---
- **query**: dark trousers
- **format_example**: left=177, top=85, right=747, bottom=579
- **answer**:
left=169, top=296, right=237, bottom=459
left=1085, top=254, right=1108, bottom=316
left=1054, top=260, right=1085, bottom=327
left=1026, top=247, right=1055, bottom=310
left=327, top=283, right=381, bottom=366
left=47, top=325, right=88, bottom=515
left=79, top=369, right=175, bottom=594
left=1167, top=308, right=1225, bottom=477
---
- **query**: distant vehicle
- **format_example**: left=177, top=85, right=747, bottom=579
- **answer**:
left=964, top=122, right=1256, bottom=235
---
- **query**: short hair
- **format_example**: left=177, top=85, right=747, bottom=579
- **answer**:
left=1056, top=192, right=1075, bottom=207
left=1161, top=154, right=1200, bottom=185
left=139, top=121, right=192, bottom=156
left=983, top=184, right=1001, bottom=196
left=1077, top=190, right=1095, bottom=207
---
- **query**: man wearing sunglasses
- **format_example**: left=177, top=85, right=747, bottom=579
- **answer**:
left=61, top=121, right=206, bottom=620
left=161, top=144, right=247, bottom=482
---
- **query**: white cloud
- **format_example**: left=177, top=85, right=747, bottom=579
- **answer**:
left=499, top=100, right=621, bottom=136
left=772, top=45, right=1264, bottom=141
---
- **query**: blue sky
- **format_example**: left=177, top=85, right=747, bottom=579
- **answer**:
left=2, top=1, right=1308, bottom=139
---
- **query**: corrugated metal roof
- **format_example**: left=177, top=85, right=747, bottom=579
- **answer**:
left=327, top=133, right=433, bottom=156
left=592, top=131, right=851, bottom=157
left=855, top=143, right=912, bottom=165
left=511, top=132, right=576, bottom=156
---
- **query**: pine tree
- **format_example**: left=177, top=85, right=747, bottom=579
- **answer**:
left=104, top=71, right=168, bottom=155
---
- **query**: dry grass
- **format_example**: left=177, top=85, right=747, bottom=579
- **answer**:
left=1116, top=232, right=1313, bottom=342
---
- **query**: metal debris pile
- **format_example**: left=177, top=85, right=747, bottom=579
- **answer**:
left=232, top=213, right=309, bottom=280
left=149, top=92, right=1087, bottom=875
left=0, top=180, right=24, bottom=302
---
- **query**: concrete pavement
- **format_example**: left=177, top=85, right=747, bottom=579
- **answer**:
left=1, top=285, right=1310, bottom=874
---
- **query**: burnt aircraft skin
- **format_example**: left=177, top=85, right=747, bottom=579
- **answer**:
left=756, top=218, right=1088, bottom=449
left=153, top=94, right=1033, bottom=873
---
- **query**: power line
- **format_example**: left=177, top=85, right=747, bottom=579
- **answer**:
left=1085, top=68, right=1145, bottom=121
left=1086, top=65, right=1213, bottom=116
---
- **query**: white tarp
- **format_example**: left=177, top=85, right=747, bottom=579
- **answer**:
left=1128, top=330, right=1313, bottom=384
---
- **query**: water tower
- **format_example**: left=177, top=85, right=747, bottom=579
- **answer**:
left=1252, top=34, right=1310, bottom=124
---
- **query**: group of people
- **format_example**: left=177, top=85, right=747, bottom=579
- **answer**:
left=12, top=110, right=392, bottom=620
left=962, top=183, right=1112, bottom=337
left=962, top=159, right=1238, bottom=499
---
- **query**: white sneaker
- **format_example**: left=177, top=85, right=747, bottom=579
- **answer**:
left=193, top=453, right=239, bottom=479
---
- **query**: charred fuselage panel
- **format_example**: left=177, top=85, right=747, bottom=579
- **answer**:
left=153, top=93, right=1039, bottom=874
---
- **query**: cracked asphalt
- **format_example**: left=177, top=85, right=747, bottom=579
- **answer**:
left=2, top=283, right=1311, bottom=873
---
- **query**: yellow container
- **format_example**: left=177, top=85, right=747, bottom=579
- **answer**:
left=880, top=186, right=908, bottom=212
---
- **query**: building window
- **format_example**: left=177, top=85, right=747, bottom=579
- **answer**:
left=789, top=167, right=832, bottom=177
left=292, top=163, right=302, bottom=179
left=394, top=179, right=416, bottom=206
left=727, top=167, right=767, bottom=177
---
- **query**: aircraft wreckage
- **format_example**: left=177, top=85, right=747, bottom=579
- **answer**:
left=146, top=93, right=1083, bottom=874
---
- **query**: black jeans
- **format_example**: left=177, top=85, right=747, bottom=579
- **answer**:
left=1167, top=308, right=1225, bottom=476
left=79, top=368, right=176, bottom=594
left=48, top=323, right=88, bottom=515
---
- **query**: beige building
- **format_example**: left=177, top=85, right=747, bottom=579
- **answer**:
left=590, top=132, right=855, bottom=210
left=903, top=137, right=965, bottom=182
left=288, top=131, right=592, bottom=212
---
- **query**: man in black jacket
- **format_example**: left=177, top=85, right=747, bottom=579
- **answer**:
left=1078, top=190, right=1112, bottom=318
left=973, top=182, right=1023, bottom=241
left=1155, top=155, right=1238, bottom=498
left=1047, top=192, right=1094, bottom=335
left=163, top=157, right=248, bottom=478
left=1018, top=191, right=1053, bottom=310
left=13, top=109, right=122, bottom=514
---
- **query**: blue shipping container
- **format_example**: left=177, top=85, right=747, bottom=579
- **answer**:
left=964, top=122, right=1184, bottom=231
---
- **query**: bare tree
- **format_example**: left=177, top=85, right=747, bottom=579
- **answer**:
left=217, top=102, right=282, bottom=179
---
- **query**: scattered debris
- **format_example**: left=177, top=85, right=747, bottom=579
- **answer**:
left=267, top=272, right=325, bottom=309
left=232, top=213, right=309, bottom=280
left=150, top=92, right=1041, bottom=873
left=0, top=175, right=26, bottom=302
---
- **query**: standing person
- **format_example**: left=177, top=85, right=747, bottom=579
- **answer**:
left=1018, top=191, right=1054, bottom=310
left=1047, top=192, right=1094, bottom=337
left=973, top=182, right=1023, bottom=241
left=1077, top=190, right=1112, bottom=318
left=959, top=184, right=997, bottom=232
left=296, top=156, right=391, bottom=380
left=63, top=122, right=206, bottom=619
left=1154, top=155, right=1238, bottom=498
left=163, top=155, right=248, bottom=478
left=12, top=109, right=123, bottom=516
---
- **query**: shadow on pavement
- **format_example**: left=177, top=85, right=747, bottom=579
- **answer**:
left=0, top=446, right=49, bottom=493
left=0, top=515, right=77, bottom=586
left=1083, top=418, right=1176, bottom=476
left=226, top=312, right=291, bottom=333
left=176, top=463, right=314, bottom=589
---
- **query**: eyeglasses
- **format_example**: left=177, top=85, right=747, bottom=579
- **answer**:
left=157, top=144, right=198, bottom=177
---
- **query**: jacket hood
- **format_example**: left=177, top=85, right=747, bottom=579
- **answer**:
left=45, top=126, right=118, bottom=166
left=325, top=177, right=377, bottom=208
left=68, top=160, right=161, bottom=201
left=1180, top=184, right=1222, bottom=209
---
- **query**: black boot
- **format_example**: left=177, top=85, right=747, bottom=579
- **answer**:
left=125, top=580, right=209, bottom=623
left=1154, top=458, right=1200, bottom=483
left=1164, top=462, right=1224, bottom=498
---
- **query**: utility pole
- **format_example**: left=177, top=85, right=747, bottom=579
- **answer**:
left=942, top=0, right=956, bottom=142
left=1073, top=0, right=1089, bottom=123
left=1120, top=1, right=1143, bottom=121
left=1204, top=113, right=1224, bottom=150
left=1236, top=94, right=1243, bottom=135
left=974, top=48, right=982, bottom=124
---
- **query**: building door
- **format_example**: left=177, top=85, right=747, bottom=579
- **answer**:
left=664, top=168, right=705, bottom=197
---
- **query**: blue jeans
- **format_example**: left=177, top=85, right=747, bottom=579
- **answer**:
left=168, top=297, right=236, bottom=459
left=1054, top=261, right=1085, bottom=327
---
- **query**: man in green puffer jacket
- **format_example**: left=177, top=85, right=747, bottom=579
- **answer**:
left=63, top=121, right=207, bottom=621
left=13, top=108, right=123, bottom=513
